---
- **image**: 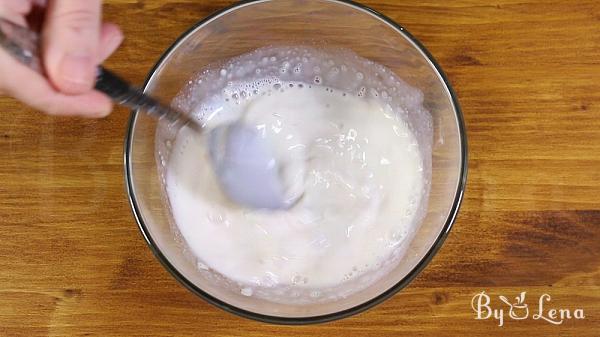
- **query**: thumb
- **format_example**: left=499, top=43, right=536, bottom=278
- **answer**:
left=42, top=0, right=102, bottom=94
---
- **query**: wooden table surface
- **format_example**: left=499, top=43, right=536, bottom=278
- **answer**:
left=1, top=0, right=599, bottom=336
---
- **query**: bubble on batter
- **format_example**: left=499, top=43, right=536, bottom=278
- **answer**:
left=241, top=287, right=253, bottom=296
left=197, top=261, right=209, bottom=270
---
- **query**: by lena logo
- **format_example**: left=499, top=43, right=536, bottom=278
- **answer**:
left=471, top=291, right=585, bottom=327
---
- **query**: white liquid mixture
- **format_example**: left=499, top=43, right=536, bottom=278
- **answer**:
left=159, top=46, right=432, bottom=302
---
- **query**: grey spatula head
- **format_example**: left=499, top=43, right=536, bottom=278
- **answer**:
left=208, top=122, right=301, bottom=210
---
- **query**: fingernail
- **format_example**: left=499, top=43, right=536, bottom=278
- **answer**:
left=58, top=53, right=94, bottom=90
left=94, top=100, right=114, bottom=118
left=97, top=106, right=112, bottom=118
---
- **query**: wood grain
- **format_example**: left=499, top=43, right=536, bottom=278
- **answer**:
left=0, top=0, right=599, bottom=336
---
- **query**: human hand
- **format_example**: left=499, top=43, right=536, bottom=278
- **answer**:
left=0, top=0, right=123, bottom=117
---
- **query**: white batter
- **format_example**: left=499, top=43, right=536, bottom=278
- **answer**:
left=160, top=46, right=431, bottom=302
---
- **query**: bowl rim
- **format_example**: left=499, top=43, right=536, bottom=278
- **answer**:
left=124, top=0, right=468, bottom=325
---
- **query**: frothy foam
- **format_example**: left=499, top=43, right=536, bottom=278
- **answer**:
left=157, top=46, right=432, bottom=303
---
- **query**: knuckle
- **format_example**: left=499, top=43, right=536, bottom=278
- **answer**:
left=55, top=9, right=98, bottom=32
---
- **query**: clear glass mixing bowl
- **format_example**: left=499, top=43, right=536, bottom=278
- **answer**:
left=124, top=0, right=467, bottom=324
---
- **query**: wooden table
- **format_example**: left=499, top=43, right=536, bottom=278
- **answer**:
left=1, top=0, right=598, bottom=336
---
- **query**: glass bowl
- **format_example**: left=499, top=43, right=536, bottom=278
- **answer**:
left=124, top=0, right=467, bottom=324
